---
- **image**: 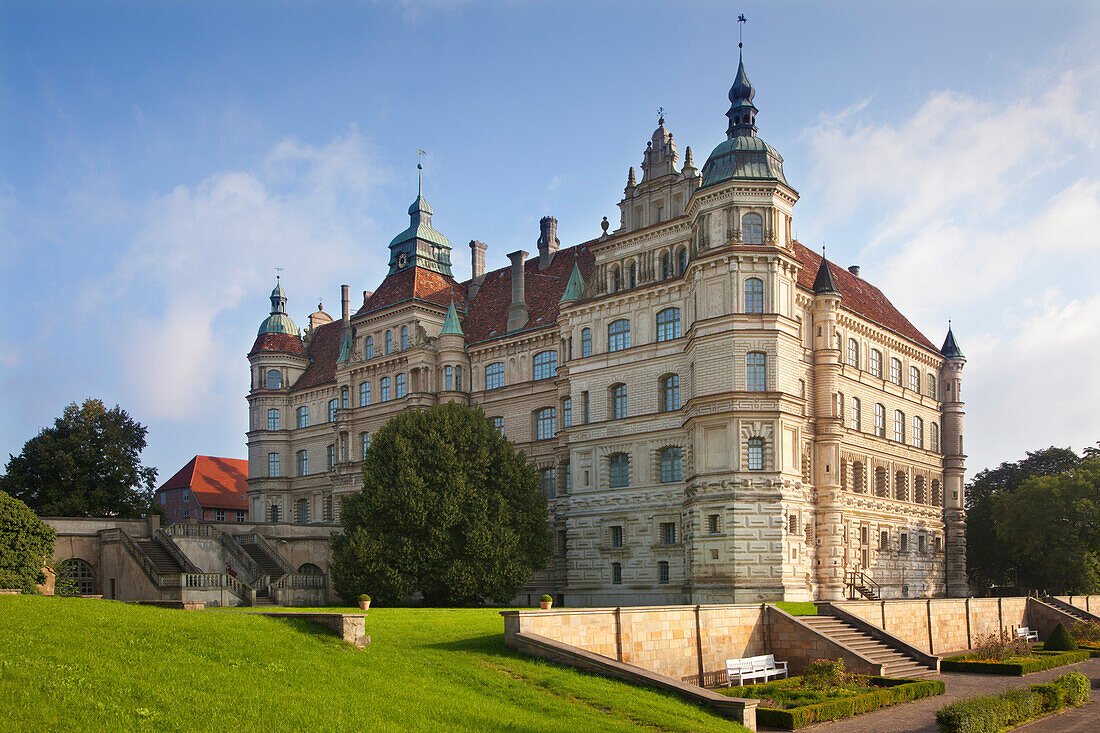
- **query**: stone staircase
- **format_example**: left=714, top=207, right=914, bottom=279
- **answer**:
left=239, top=542, right=285, bottom=582
left=1041, top=597, right=1099, bottom=623
left=133, top=538, right=185, bottom=575
left=800, top=615, right=936, bottom=679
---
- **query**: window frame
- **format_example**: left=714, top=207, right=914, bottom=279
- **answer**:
left=360, top=381, right=371, bottom=406
left=267, top=408, right=280, bottom=431
left=395, top=373, right=406, bottom=398
left=610, top=383, right=627, bottom=420
left=847, top=338, right=860, bottom=368
left=485, top=362, right=504, bottom=390
left=608, top=453, right=630, bottom=488
left=744, top=277, right=764, bottom=314
left=741, top=212, right=764, bottom=244
left=746, top=351, right=767, bottom=392
left=659, top=446, right=683, bottom=483
left=660, top=374, right=680, bottom=412
left=747, top=437, right=764, bottom=470
left=870, top=349, right=883, bottom=378
left=268, top=452, right=280, bottom=478
left=535, top=407, right=557, bottom=441
left=889, top=357, right=902, bottom=386
left=656, top=307, right=681, bottom=342
left=533, top=350, right=558, bottom=381
left=581, top=328, right=592, bottom=357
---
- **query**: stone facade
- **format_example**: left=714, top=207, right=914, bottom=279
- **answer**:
left=246, top=51, right=967, bottom=605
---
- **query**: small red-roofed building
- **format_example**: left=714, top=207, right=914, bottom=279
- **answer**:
left=155, top=455, right=249, bottom=524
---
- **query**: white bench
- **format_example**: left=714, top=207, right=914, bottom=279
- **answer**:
left=1016, top=626, right=1039, bottom=642
left=726, top=654, right=788, bottom=686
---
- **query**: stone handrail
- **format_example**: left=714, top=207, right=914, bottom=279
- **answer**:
left=164, top=523, right=220, bottom=538
left=166, top=523, right=266, bottom=586
left=102, top=528, right=165, bottom=587
left=155, top=529, right=202, bottom=573
left=235, top=533, right=296, bottom=576
left=271, top=573, right=326, bottom=590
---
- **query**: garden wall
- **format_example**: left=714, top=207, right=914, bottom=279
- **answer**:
left=833, top=598, right=1029, bottom=654
left=1054, top=595, right=1100, bottom=617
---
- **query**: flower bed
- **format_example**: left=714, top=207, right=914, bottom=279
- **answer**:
left=718, top=663, right=944, bottom=730
left=941, top=649, right=1090, bottom=675
left=936, top=671, right=1090, bottom=732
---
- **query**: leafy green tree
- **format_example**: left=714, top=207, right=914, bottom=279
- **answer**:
left=1, top=399, right=158, bottom=518
left=0, top=490, right=57, bottom=592
left=966, top=446, right=1080, bottom=588
left=992, top=458, right=1100, bottom=595
left=331, top=402, right=551, bottom=605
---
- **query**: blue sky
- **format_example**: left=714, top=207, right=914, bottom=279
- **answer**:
left=2, top=0, right=1098, bottom=484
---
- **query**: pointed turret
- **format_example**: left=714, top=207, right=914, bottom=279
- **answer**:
left=726, top=51, right=758, bottom=139
left=440, top=300, right=463, bottom=335
left=941, top=326, right=964, bottom=360
left=812, top=253, right=841, bottom=295
left=257, top=277, right=299, bottom=336
left=387, top=166, right=453, bottom=277
left=559, top=261, right=585, bottom=303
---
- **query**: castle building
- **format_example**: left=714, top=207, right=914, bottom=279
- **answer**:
left=246, top=50, right=967, bottom=605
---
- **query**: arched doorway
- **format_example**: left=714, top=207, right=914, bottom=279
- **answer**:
left=58, top=558, right=96, bottom=596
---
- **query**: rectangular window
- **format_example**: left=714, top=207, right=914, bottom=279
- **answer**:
left=659, top=447, right=683, bottom=483
left=445, top=366, right=453, bottom=391
left=746, top=352, right=766, bottom=391
left=934, top=536, right=942, bottom=553
left=870, top=350, right=882, bottom=378
left=395, top=373, right=406, bottom=398
left=848, top=338, right=859, bottom=368
left=327, top=444, right=336, bottom=471
left=215, top=509, right=225, bottom=522
left=660, top=522, right=676, bottom=545
left=927, top=373, right=937, bottom=399
left=535, top=408, right=557, bottom=440
left=889, top=358, right=902, bottom=386
left=611, top=384, right=627, bottom=420
left=492, top=416, right=504, bottom=437
left=360, top=382, right=371, bottom=406
left=267, top=409, right=280, bottom=431
left=328, top=399, right=338, bottom=422
left=918, top=535, right=926, bottom=554
left=850, top=397, right=861, bottom=431
left=610, top=525, right=623, bottom=548
left=454, top=366, right=463, bottom=391
left=909, top=366, right=921, bottom=393
left=879, top=530, right=889, bottom=550
left=361, top=432, right=370, bottom=458
left=708, top=514, right=721, bottom=534
left=900, top=533, right=909, bottom=553
left=913, top=416, right=924, bottom=449
left=658, top=561, right=670, bottom=585
left=268, top=453, right=280, bottom=478
left=296, top=406, right=309, bottom=428
left=747, top=438, right=764, bottom=470
left=582, top=392, right=590, bottom=424
left=612, top=562, right=622, bottom=585
left=563, top=461, right=571, bottom=493
left=297, top=450, right=308, bottom=477
left=182, top=507, right=190, bottom=519
left=662, top=375, right=680, bottom=411
left=609, top=454, right=630, bottom=488
left=485, top=362, right=504, bottom=390
left=562, top=397, right=572, bottom=428
left=235, top=511, right=246, bottom=522
left=540, top=468, right=556, bottom=499
left=581, top=328, right=592, bottom=357
left=380, top=377, right=390, bottom=402
left=894, top=410, right=905, bottom=442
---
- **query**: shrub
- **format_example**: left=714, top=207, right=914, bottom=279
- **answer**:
left=749, top=678, right=944, bottom=730
left=0, top=491, right=56, bottom=593
left=971, top=629, right=1028, bottom=661
left=936, top=671, right=1091, bottom=732
left=1069, top=620, right=1100, bottom=644
left=802, top=658, right=845, bottom=688
left=1054, top=671, right=1090, bottom=706
left=357, top=593, right=371, bottom=603
left=1045, top=622, right=1077, bottom=651
left=539, top=594, right=553, bottom=604
left=941, top=649, right=1089, bottom=675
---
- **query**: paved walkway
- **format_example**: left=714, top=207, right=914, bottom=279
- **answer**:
left=773, top=657, right=1100, bottom=733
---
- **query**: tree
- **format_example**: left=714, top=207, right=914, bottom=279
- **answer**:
left=966, top=446, right=1080, bottom=588
left=0, top=490, right=57, bottom=592
left=992, top=459, right=1100, bottom=595
left=330, top=402, right=551, bottom=605
left=1, top=399, right=158, bottom=518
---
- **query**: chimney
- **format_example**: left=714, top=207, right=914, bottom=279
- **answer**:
left=470, top=240, right=487, bottom=281
left=537, top=216, right=560, bottom=269
left=363, top=290, right=373, bottom=305
left=341, top=285, right=350, bottom=322
left=506, top=250, right=529, bottom=332
left=848, top=265, right=860, bottom=277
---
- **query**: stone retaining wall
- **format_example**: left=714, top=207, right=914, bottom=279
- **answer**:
left=1054, top=595, right=1100, bottom=617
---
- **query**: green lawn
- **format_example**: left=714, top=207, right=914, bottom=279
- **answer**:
left=0, top=597, right=748, bottom=732
left=773, top=602, right=818, bottom=616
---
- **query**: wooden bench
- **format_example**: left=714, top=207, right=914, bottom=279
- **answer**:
left=1016, top=626, right=1039, bottom=642
left=726, top=654, right=788, bottom=686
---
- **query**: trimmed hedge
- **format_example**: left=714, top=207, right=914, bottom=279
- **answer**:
left=941, top=649, right=1090, bottom=675
left=752, top=677, right=944, bottom=730
left=936, top=671, right=1090, bottom=732
left=1044, top=622, right=1077, bottom=651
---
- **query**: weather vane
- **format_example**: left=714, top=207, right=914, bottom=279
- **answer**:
left=274, top=265, right=284, bottom=280
left=657, top=106, right=665, bottom=124
left=738, top=13, right=747, bottom=50
left=416, top=148, right=427, bottom=194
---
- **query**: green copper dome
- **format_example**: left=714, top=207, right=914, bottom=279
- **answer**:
left=257, top=278, right=299, bottom=336
left=700, top=135, right=788, bottom=188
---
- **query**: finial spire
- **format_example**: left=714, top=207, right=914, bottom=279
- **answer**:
left=738, top=13, right=747, bottom=51
left=657, top=106, right=665, bottom=125
left=726, top=16, right=758, bottom=140
left=416, top=148, right=426, bottom=197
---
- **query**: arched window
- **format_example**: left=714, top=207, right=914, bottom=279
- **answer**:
left=296, top=406, right=309, bottom=428
left=365, top=336, right=374, bottom=359
left=909, top=366, right=921, bottom=393
left=676, top=247, right=687, bottom=275
left=58, top=558, right=96, bottom=596
left=875, top=467, right=888, bottom=497
left=612, top=265, right=622, bottom=292
left=454, top=365, right=463, bottom=391
left=533, top=350, right=557, bottom=380
left=380, top=376, right=390, bottom=401
left=661, top=252, right=671, bottom=280
left=296, top=449, right=308, bottom=476
left=746, top=352, right=766, bottom=391
left=874, top=403, right=886, bottom=437
left=485, top=362, right=504, bottom=390
left=384, top=330, right=393, bottom=354
left=341, top=387, right=349, bottom=409
left=400, top=325, right=409, bottom=350
left=930, top=422, right=940, bottom=453
left=659, top=447, right=683, bottom=483
left=395, top=373, right=406, bottom=398
left=656, top=308, right=681, bottom=341
left=927, top=373, right=937, bottom=399
left=747, top=437, right=764, bottom=470
left=913, top=416, right=924, bottom=448
left=660, top=374, right=680, bottom=412
left=297, top=498, right=310, bottom=524
left=629, top=262, right=637, bottom=288
left=266, top=369, right=281, bottom=389
left=609, top=453, right=630, bottom=488
left=359, top=381, right=371, bottom=406
left=298, top=563, right=323, bottom=575
left=360, top=431, right=370, bottom=458
left=869, top=349, right=883, bottom=378
left=445, top=365, right=454, bottom=391
left=889, top=357, right=902, bottom=386
left=268, top=452, right=280, bottom=478
left=847, top=338, right=860, bottom=368
left=535, top=407, right=557, bottom=440
left=742, top=213, right=764, bottom=244
left=608, top=319, right=630, bottom=352
left=895, top=471, right=908, bottom=501
left=610, top=383, right=627, bottom=420
left=894, top=410, right=905, bottom=442
left=744, top=277, right=764, bottom=313
left=581, top=328, right=592, bottom=357
left=267, top=409, right=280, bottom=431
left=850, top=397, right=861, bottom=431
left=328, top=399, right=338, bottom=422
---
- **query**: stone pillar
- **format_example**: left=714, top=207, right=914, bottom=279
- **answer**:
left=812, top=291, right=845, bottom=601
left=506, top=250, right=529, bottom=332
left=941, top=355, right=968, bottom=597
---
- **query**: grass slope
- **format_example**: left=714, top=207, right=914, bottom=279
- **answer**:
left=0, top=597, right=747, bottom=733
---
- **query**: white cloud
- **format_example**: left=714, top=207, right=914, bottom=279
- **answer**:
left=105, top=129, right=388, bottom=420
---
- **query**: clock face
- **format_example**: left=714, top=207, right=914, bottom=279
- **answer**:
left=397, top=252, right=409, bottom=269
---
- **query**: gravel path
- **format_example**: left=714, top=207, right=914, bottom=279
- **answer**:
left=767, top=657, right=1100, bottom=733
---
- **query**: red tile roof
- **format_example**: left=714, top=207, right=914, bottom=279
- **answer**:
left=355, top=266, right=467, bottom=317
left=249, top=332, right=306, bottom=357
left=157, top=455, right=248, bottom=511
left=291, top=319, right=345, bottom=391
left=463, top=246, right=596, bottom=344
left=791, top=241, right=937, bottom=352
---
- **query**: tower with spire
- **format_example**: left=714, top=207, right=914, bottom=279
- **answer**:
left=387, top=164, right=454, bottom=277
left=940, top=324, right=968, bottom=596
